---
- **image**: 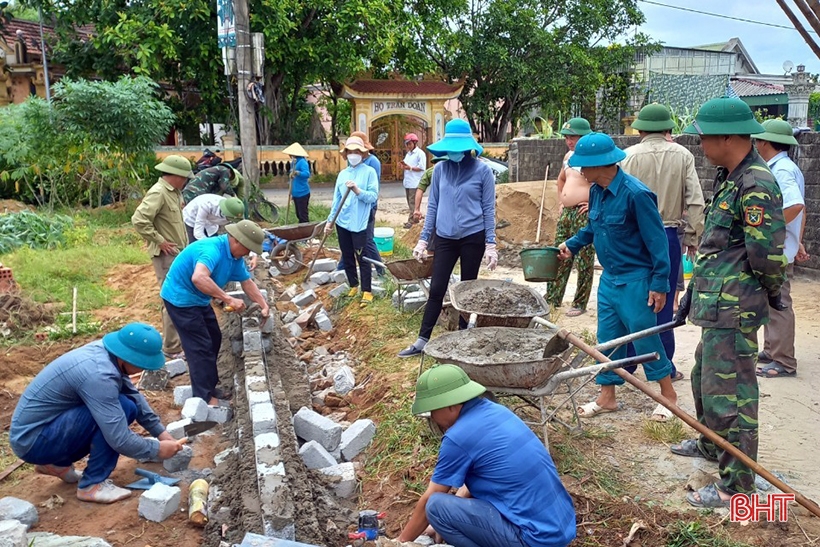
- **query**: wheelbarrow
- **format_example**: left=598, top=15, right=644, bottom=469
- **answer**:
left=266, top=221, right=326, bottom=275
left=448, top=279, right=550, bottom=328
left=362, top=255, right=435, bottom=312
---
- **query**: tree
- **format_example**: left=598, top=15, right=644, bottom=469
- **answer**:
left=411, top=0, right=655, bottom=141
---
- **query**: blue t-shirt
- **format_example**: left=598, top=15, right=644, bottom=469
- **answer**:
left=291, top=157, right=311, bottom=198
left=432, top=398, right=576, bottom=547
left=160, top=235, right=251, bottom=307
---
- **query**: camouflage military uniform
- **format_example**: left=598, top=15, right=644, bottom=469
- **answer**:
left=689, top=149, right=787, bottom=495
left=546, top=206, right=594, bottom=310
left=182, top=165, right=239, bottom=204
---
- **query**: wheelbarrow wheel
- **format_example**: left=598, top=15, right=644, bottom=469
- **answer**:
left=250, top=198, right=279, bottom=224
left=271, top=243, right=302, bottom=274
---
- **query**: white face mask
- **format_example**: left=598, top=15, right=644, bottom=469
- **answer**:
left=347, top=153, right=362, bottom=166
left=447, top=152, right=465, bottom=163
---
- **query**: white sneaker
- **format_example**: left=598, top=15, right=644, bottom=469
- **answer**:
left=76, top=480, right=132, bottom=503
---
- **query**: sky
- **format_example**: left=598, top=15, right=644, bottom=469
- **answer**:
left=634, top=0, right=820, bottom=76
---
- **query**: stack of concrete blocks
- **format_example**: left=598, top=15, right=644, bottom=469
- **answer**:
left=292, top=408, right=376, bottom=499
left=138, top=483, right=181, bottom=522
left=243, top=311, right=297, bottom=540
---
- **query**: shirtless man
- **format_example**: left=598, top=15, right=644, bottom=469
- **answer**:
left=545, top=118, right=596, bottom=316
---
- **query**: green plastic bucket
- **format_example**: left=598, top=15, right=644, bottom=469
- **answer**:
left=520, top=247, right=560, bottom=282
left=682, top=253, right=694, bottom=280
left=374, top=227, right=395, bottom=257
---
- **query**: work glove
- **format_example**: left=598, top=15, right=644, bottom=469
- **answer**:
left=674, top=284, right=693, bottom=326
left=412, top=240, right=428, bottom=262
left=484, top=243, right=498, bottom=271
left=768, top=292, right=788, bottom=311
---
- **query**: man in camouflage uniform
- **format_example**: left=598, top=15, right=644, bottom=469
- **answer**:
left=182, top=164, right=244, bottom=205
left=671, top=97, right=787, bottom=508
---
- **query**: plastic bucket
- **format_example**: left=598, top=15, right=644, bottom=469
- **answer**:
left=520, top=247, right=560, bottom=282
left=374, top=227, right=395, bottom=257
left=682, top=253, right=694, bottom=280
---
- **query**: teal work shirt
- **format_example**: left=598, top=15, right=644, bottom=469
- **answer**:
left=566, top=168, right=670, bottom=293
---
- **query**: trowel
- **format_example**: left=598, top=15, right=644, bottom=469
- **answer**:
left=126, top=468, right=182, bottom=490
left=183, top=420, right=218, bottom=438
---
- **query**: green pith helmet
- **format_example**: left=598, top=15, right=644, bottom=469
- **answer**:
left=155, top=155, right=194, bottom=179
left=631, top=103, right=674, bottom=132
left=226, top=219, right=265, bottom=254
left=683, top=97, right=764, bottom=136
left=411, top=364, right=486, bottom=415
left=559, top=117, right=592, bottom=136
left=755, top=119, right=798, bottom=146
left=219, top=197, right=245, bottom=220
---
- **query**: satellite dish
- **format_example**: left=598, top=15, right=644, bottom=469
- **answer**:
left=783, top=60, right=794, bottom=74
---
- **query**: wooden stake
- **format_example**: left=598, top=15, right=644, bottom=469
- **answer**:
left=535, top=164, right=550, bottom=244
left=0, top=460, right=24, bottom=482
left=71, top=287, right=77, bottom=334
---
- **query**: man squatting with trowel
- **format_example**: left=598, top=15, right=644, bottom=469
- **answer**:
left=10, top=323, right=185, bottom=504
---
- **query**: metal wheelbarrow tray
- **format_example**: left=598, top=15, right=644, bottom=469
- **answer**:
left=383, top=255, right=435, bottom=281
left=448, top=279, right=550, bottom=328
left=268, top=221, right=324, bottom=241
left=266, top=221, right=326, bottom=274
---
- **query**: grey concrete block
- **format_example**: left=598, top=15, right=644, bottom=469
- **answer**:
left=268, top=266, right=280, bottom=277
left=319, top=462, right=357, bottom=499
left=403, top=297, right=427, bottom=313
left=277, top=284, right=298, bottom=301
left=166, top=418, right=192, bottom=440
left=244, top=330, right=262, bottom=353
left=281, top=310, right=298, bottom=324
left=227, top=289, right=268, bottom=307
left=298, top=440, right=337, bottom=470
left=292, top=406, right=342, bottom=451
left=0, top=519, right=27, bottom=547
left=181, top=397, right=209, bottom=422
left=165, top=358, right=187, bottom=378
left=138, top=483, right=181, bottom=522
left=339, top=419, right=376, bottom=462
left=0, top=498, right=37, bottom=529
left=332, top=366, right=355, bottom=395
left=309, top=271, right=331, bottom=285
left=173, top=385, right=192, bottom=407
left=330, top=270, right=348, bottom=284
left=207, top=405, right=233, bottom=424
left=231, top=339, right=244, bottom=356
left=301, top=281, right=319, bottom=292
left=163, top=445, right=193, bottom=472
left=260, top=316, right=275, bottom=334
left=328, top=283, right=349, bottom=299
left=311, top=258, right=338, bottom=272
left=25, top=533, right=112, bottom=547
left=251, top=402, right=277, bottom=435
left=139, top=368, right=169, bottom=391
left=239, top=533, right=321, bottom=547
left=371, top=286, right=386, bottom=298
left=291, top=290, right=317, bottom=308
left=282, top=322, right=302, bottom=338
left=214, top=446, right=238, bottom=467
left=315, top=311, right=332, bottom=332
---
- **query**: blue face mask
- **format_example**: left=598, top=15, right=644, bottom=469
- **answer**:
left=447, top=152, right=465, bottom=162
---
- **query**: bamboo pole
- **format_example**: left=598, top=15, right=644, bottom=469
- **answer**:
left=71, top=287, right=77, bottom=334
left=304, top=187, right=351, bottom=281
left=777, top=0, right=820, bottom=61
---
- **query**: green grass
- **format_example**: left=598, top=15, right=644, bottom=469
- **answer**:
left=665, top=521, right=753, bottom=547
left=552, top=434, right=625, bottom=496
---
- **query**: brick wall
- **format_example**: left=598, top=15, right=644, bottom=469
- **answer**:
left=510, top=134, right=819, bottom=276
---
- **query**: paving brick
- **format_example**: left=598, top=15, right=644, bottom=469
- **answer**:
left=166, top=418, right=192, bottom=440
left=298, top=440, right=337, bottom=469
left=138, top=483, right=181, bottom=522
left=311, top=258, right=338, bottom=272
left=165, top=358, right=187, bottom=378
left=139, top=368, right=169, bottom=391
left=339, top=419, right=376, bottom=461
left=292, top=407, right=342, bottom=452
left=0, top=519, right=27, bottom=547
left=163, top=445, right=193, bottom=472
left=244, top=331, right=262, bottom=353
left=173, top=385, right=192, bottom=407
left=0, top=499, right=37, bottom=530
left=319, top=462, right=357, bottom=498
left=181, top=397, right=209, bottom=422
left=330, top=270, right=348, bottom=284
left=291, top=290, right=317, bottom=308
left=207, top=405, right=233, bottom=424
left=309, top=271, right=331, bottom=285
left=251, top=402, right=277, bottom=435
left=328, top=283, right=349, bottom=298
left=282, top=322, right=302, bottom=338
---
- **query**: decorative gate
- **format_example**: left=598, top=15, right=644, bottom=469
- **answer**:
left=369, top=115, right=429, bottom=181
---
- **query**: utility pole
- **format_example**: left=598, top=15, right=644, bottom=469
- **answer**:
left=232, top=0, right=259, bottom=197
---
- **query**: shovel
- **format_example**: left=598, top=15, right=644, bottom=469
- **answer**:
left=304, top=187, right=352, bottom=282
left=126, top=468, right=182, bottom=490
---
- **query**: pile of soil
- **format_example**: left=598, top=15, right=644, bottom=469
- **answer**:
left=495, top=180, right=560, bottom=245
left=0, top=293, right=56, bottom=333
left=455, top=284, right=542, bottom=316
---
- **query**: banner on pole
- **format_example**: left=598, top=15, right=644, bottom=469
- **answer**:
left=217, top=0, right=236, bottom=47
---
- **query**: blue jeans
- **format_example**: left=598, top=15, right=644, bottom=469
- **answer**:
left=426, top=493, right=529, bottom=547
left=337, top=204, right=384, bottom=275
left=22, top=395, right=138, bottom=488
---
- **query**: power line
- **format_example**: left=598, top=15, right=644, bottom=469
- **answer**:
left=638, top=0, right=819, bottom=35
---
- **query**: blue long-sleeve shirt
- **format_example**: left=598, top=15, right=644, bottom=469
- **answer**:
left=10, top=341, right=165, bottom=461
left=327, top=163, right=378, bottom=233
left=421, top=155, right=496, bottom=244
left=566, top=168, right=670, bottom=293
left=363, top=154, right=382, bottom=211
left=291, top=157, right=311, bottom=198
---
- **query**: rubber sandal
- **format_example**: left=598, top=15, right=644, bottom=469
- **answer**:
left=687, top=483, right=731, bottom=508
left=650, top=404, right=673, bottom=422
left=756, top=362, right=796, bottom=378
left=577, top=401, right=620, bottom=418
left=670, top=439, right=718, bottom=462
left=360, top=292, right=373, bottom=308
left=671, top=371, right=685, bottom=382
left=347, top=287, right=360, bottom=298
left=565, top=308, right=586, bottom=317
